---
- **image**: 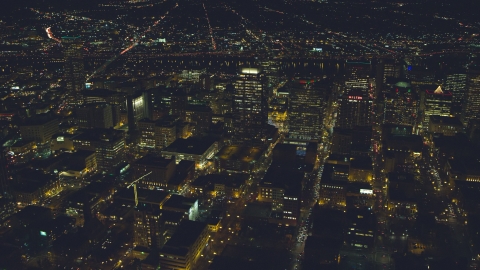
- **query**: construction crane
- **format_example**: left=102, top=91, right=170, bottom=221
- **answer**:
left=127, top=171, right=153, bottom=207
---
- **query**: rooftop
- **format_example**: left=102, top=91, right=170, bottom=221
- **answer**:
left=162, top=194, right=197, bottom=211
left=429, top=115, right=463, bottom=127
left=160, top=220, right=207, bottom=256
left=135, top=154, right=175, bottom=168
left=163, top=136, right=217, bottom=155
left=73, top=128, right=125, bottom=142
left=216, top=145, right=263, bottom=163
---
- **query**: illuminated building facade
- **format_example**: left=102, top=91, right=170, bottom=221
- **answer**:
left=19, top=114, right=59, bottom=145
left=337, top=89, right=372, bottom=129
left=423, top=86, right=452, bottom=127
left=444, top=72, right=466, bottom=115
left=72, top=129, right=126, bottom=173
left=287, top=80, right=326, bottom=143
left=463, top=67, right=480, bottom=126
left=133, top=206, right=162, bottom=249
left=257, top=165, right=302, bottom=226
left=62, top=36, right=85, bottom=103
left=232, top=67, right=268, bottom=145
left=383, top=82, right=418, bottom=127
left=127, top=91, right=150, bottom=131
left=138, top=119, right=156, bottom=149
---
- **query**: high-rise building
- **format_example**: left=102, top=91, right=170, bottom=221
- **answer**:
left=170, top=89, right=188, bottom=121
left=383, top=82, right=418, bottom=127
left=463, top=67, right=480, bottom=126
left=287, top=80, right=327, bottom=143
left=138, top=119, right=156, bottom=149
left=444, top=72, right=466, bottom=115
left=345, top=61, right=371, bottom=89
left=82, top=89, right=126, bottom=127
left=383, top=59, right=402, bottom=80
left=127, top=91, right=150, bottom=132
left=72, top=129, right=126, bottom=173
left=133, top=206, right=162, bottom=249
left=0, top=147, right=8, bottom=196
left=76, top=103, right=114, bottom=129
left=232, top=67, right=267, bottom=145
left=62, top=36, right=85, bottom=101
left=337, top=89, right=372, bottom=129
left=185, top=104, right=213, bottom=136
left=133, top=205, right=186, bottom=250
left=423, top=86, right=452, bottom=127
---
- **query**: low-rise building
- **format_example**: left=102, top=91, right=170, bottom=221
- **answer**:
left=11, top=169, right=61, bottom=206
left=216, top=145, right=264, bottom=174
left=161, top=136, right=218, bottom=170
left=158, top=220, right=209, bottom=270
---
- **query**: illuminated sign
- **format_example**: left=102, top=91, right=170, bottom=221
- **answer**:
left=241, top=68, right=260, bottom=74
left=40, top=231, right=47, bottom=236
left=348, top=96, right=363, bottom=100
left=360, top=189, right=373, bottom=195
left=57, top=136, right=64, bottom=142
left=312, top=48, right=323, bottom=52
left=11, top=86, right=19, bottom=90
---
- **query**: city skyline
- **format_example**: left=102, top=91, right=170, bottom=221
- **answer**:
left=1, top=0, right=480, bottom=270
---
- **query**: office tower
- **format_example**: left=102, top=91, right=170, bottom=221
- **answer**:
left=423, top=86, right=452, bottom=127
left=72, top=129, right=126, bottom=173
left=232, top=67, right=267, bottom=145
left=170, top=89, right=188, bottom=121
left=287, top=80, right=326, bottom=143
left=383, top=59, right=402, bottom=79
left=463, top=67, right=480, bottom=126
left=138, top=119, right=156, bottom=149
left=62, top=36, right=85, bottom=101
left=0, top=147, right=8, bottom=196
left=337, top=89, right=372, bottom=129
left=444, top=72, right=466, bottom=115
left=383, top=83, right=418, bottom=127
left=345, top=61, right=372, bottom=97
left=185, top=104, right=213, bottom=136
left=82, top=89, right=126, bottom=128
left=346, top=60, right=371, bottom=78
left=76, top=103, right=114, bottom=129
left=127, top=91, right=150, bottom=132
left=133, top=206, right=163, bottom=249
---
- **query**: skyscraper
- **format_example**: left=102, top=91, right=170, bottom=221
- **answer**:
left=337, top=88, right=373, bottom=129
left=423, top=86, right=452, bottom=127
left=232, top=67, right=267, bottom=145
left=463, top=67, right=480, bottom=126
left=76, top=103, right=114, bottom=129
left=444, top=72, right=466, bottom=115
left=62, top=36, right=85, bottom=101
left=288, top=80, right=327, bottom=143
left=383, top=82, right=418, bottom=127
